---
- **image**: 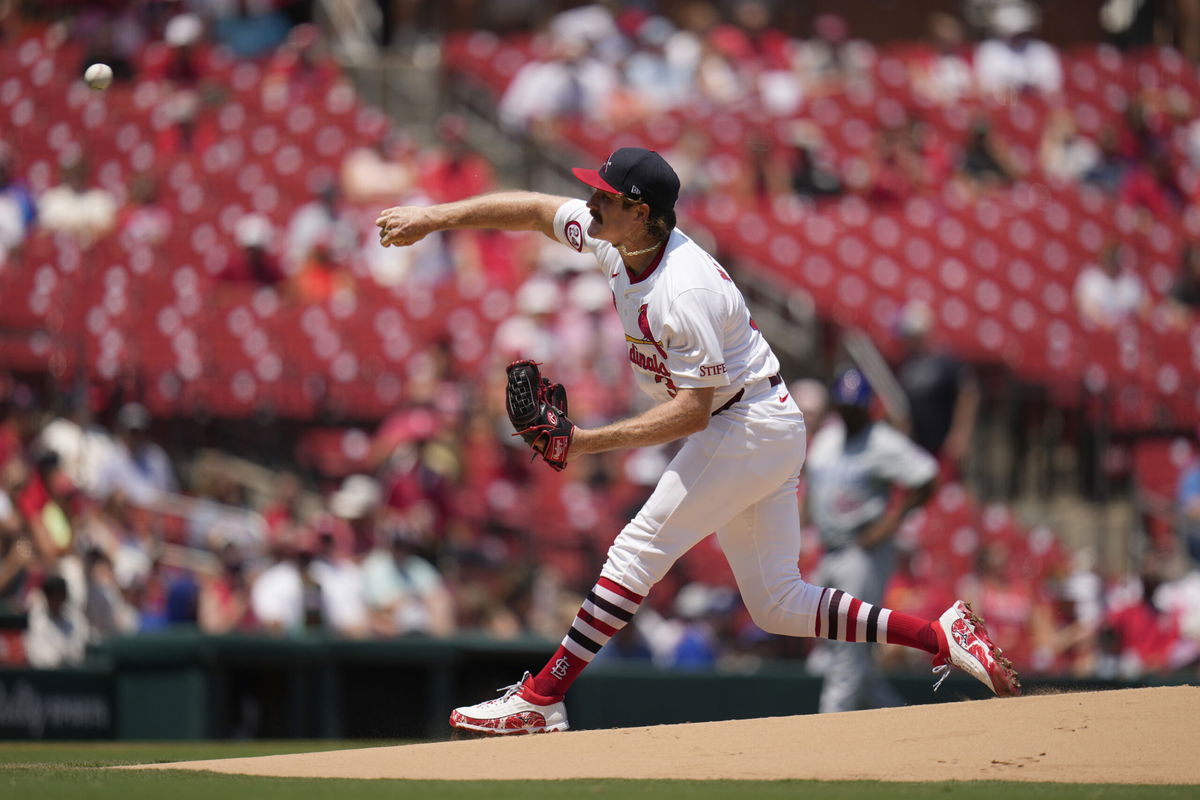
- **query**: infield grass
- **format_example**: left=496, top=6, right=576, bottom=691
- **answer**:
left=0, top=742, right=1193, bottom=799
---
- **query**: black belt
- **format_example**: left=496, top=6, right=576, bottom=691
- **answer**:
left=712, top=374, right=782, bottom=416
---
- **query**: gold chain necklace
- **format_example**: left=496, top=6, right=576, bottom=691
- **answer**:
left=618, top=241, right=662, bottom=257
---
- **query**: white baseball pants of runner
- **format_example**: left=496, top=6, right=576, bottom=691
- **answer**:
left=600, top=380, right=825, bottom=636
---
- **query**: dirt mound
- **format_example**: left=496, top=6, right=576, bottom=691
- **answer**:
left=130, top=686, right=1199, bottom=784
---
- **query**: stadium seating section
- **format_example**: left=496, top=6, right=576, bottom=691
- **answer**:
left=0, top=27, right=1195, bottom=626
left=0, top=31, right=516, bottom=420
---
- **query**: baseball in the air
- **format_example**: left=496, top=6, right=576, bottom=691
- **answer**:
left=84, top=63, right=113, bottom=90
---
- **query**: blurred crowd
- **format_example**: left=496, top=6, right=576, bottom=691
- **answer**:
left=476, top=1, right=1200, bottom=332
left=2, top=0, right=1200, bottom=688
left=5, top=361, right=1200, bottom=682
left=0, top=372, right=599, bottom=667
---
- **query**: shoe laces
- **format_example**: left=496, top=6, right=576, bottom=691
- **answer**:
left=931, top=662, right=952, bottom=692
left=483, top=671, right=531, bottom=705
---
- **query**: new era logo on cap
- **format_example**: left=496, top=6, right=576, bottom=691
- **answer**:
left=572, top=148, right=680, bottom=211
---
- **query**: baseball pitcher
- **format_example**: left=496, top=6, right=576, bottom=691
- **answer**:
left=376, top=147, right=1019, bottom=734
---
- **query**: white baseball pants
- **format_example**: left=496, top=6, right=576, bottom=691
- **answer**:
left=600, top=384, right=825, bottom=636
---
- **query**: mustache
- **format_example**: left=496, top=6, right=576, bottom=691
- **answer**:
left=590, top=211, right=602, bottom=224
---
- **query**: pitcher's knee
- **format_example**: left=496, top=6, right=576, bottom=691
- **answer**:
left=599, top=548, right=664, bottom=599
left=745, top=604, right=788, bottom=635
left=746, top=603, right=806, bottom=637
left=743, top=579, right=824, bottom=637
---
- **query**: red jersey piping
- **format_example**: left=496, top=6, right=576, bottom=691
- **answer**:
left=626, top=240, right=668, bottom=284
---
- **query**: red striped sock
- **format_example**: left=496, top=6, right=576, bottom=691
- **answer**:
left=529, top=577, right=644, bottom=699
left=813, top=587, right=939, bottom=654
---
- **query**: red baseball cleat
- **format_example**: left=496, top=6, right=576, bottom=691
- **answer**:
left=931, top=600, right=1021, bottom=697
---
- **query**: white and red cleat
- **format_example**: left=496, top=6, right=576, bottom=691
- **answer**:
left=932, top=601, right=1021, bottom=697
left=449, top=671, right=569, bottom=735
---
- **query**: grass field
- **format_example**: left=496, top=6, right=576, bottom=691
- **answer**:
left=0, top=741, right=1193, bottom=799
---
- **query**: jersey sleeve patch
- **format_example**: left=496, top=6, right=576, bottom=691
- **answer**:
left=553, top=199, right=597, bottom=254
left=565, top=220, right=584, bottom=252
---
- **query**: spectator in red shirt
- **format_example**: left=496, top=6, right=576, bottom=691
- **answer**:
left=162, top=13, right=207, bottom=87
left=262, top=24, right=339, bottom=105
left=955, top=539, right=1036, bottom=669
left=291, top=237, right=354, bottom=305
left=733, top=0, right=791, bottom=70
left=327, top=475, right=381, bottom=557
left=199, top=544, right=257, bottom=634
left=153, top=90, right=216, bottom=158
left=16, top=450, right=76, bottom=568
left=1103, top=551, right=1189, bottom=677
left=867, top=125, right=925, bottom=204
left=261, top=471, right=307, bottom=542
left=1118, top=95, right=1170, bottom=165
left=373, top=410, right=455, bottom=546
left=217, top=215, right=285, bottom=286
left=420, top=115, right=495, bottom=205
left=1119, top=155, right=1183, bottom=220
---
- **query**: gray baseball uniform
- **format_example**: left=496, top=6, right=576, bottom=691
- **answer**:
left=806, top=418, right=937, bottom=713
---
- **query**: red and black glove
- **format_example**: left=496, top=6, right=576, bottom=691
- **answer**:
left=505, top=360, right=574, bottom=471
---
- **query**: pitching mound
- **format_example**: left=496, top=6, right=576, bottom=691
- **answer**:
left=129, top=686, right=1198, bottom=784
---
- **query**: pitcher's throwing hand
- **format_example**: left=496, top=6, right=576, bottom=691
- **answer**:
left=376, top=206, right=433, bottom=247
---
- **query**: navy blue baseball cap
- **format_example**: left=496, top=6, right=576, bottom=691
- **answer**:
left=830, top=368, right=873, bottom=408
left=572, top=147, right=680, bottom=211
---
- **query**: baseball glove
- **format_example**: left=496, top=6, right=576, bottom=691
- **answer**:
left=505, top=360, right=574, bottom=471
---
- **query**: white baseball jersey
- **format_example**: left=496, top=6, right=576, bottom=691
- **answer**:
left=553, top=200, right=779, bottom=412
left=548, top=198, right=831, bottom=642
left=805, top=420, right=938, bottom=551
